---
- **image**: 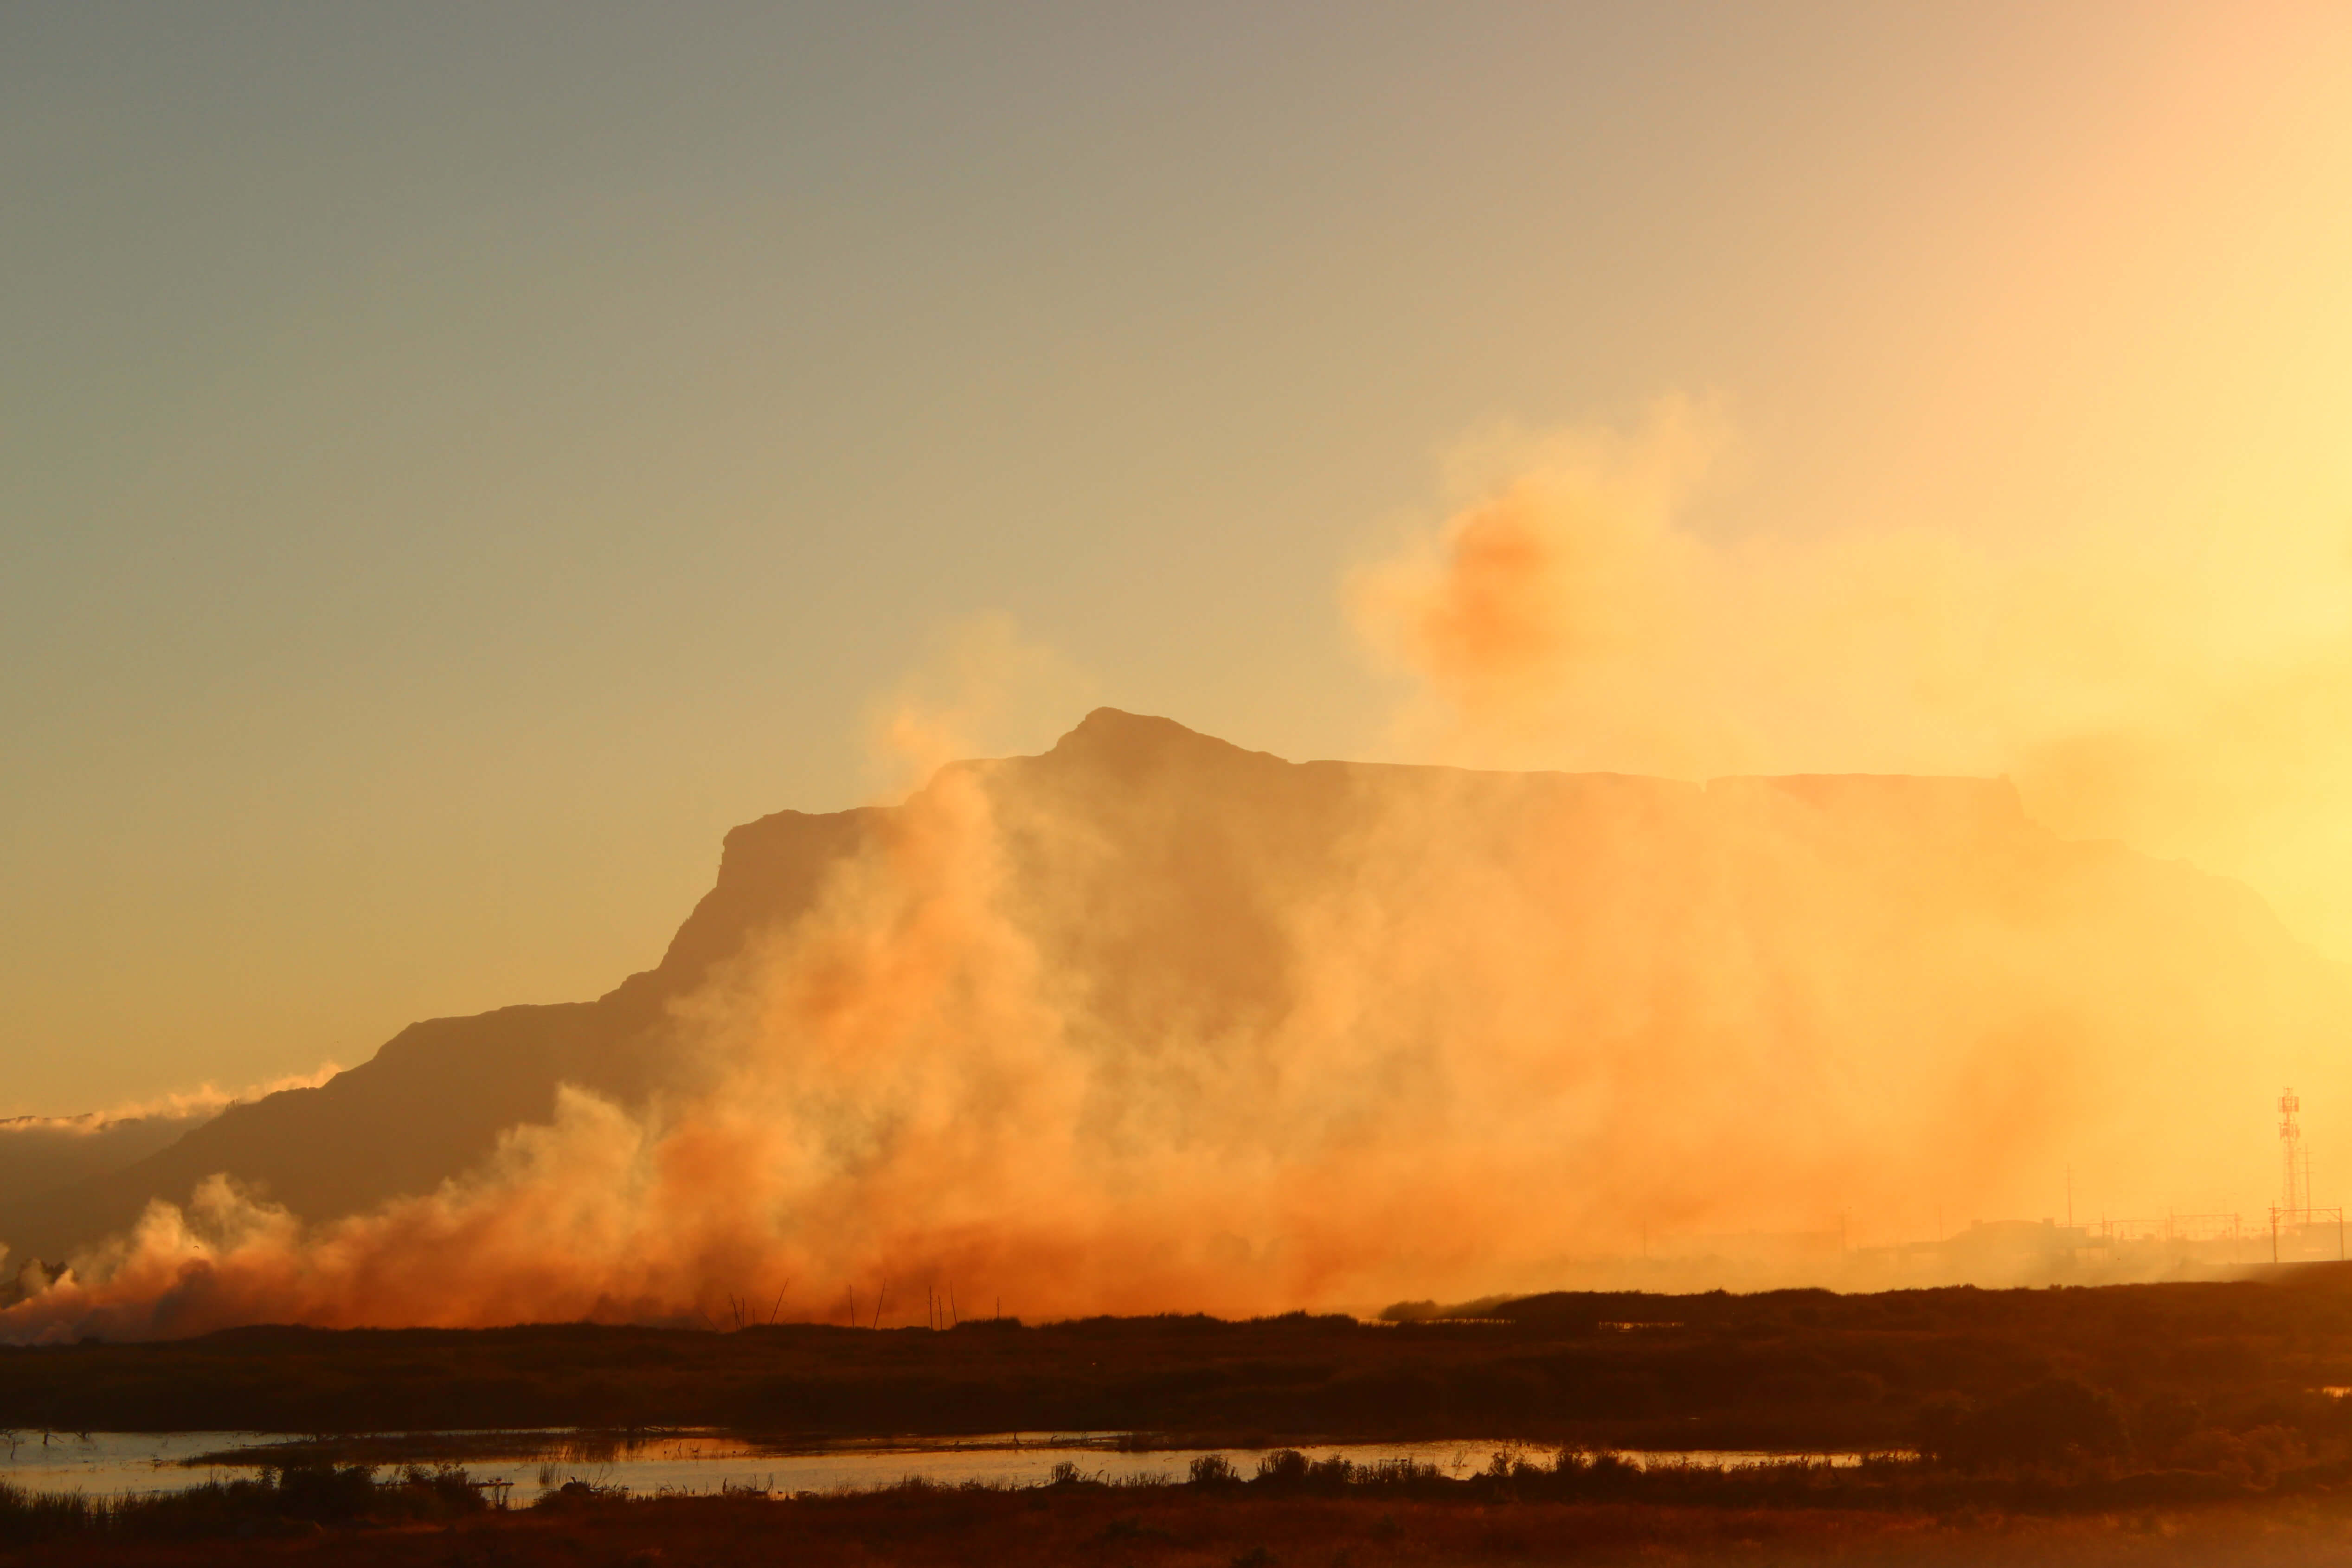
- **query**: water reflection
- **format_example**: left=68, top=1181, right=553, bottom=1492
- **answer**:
left=0, top=1428, right=1891, bottom=1500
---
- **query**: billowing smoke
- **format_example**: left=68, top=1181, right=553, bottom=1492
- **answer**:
left=1352, top=400, right=2352, bottom=958
left=4, top=715, right=2339, bottom=1338
left=6, top=411, right=2349, bottom=1340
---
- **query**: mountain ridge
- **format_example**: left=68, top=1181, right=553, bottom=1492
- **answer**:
left=5, top=708, right=2336, bottom=1289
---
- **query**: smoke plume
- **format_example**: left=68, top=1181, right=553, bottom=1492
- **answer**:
left=5, top=706, right=2341, bottom=1340
left=8, top=411, right=2352, bottom=1339
left=1352, top=399, right=2352, bottom=959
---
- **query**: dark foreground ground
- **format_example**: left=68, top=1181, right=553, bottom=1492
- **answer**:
left=17, top=1471, right=2352, bottom=1568
left=11, top=1270, right=2352, bottom=1456
left=17, top=1273, right=2352, bottom=1563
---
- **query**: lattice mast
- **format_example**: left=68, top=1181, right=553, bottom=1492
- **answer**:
left=2281, top=1088, right=2305, bottom=1223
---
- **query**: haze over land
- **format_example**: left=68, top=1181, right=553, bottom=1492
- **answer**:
left=13, top=6, right=2352, bottom=1343
left=0, top=1065, right=335, bottom=1223
left=6, top=706, right=2345, bottom=1341
left=14, top=5, right=2352, bottom=1122
left=15, top=353, right=2352, bottom=1341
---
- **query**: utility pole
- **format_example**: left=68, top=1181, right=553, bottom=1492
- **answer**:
left=2282, top=1088, right=2305, bottom=1222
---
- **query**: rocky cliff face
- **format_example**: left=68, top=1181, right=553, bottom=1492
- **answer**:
left=6, top=709, right=2344, bottom=1287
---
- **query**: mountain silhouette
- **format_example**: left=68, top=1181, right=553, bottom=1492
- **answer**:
left=5, top=709, right=2344, bottom=1274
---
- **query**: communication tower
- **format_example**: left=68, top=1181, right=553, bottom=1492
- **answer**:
left=2281, top=1088, right=2305, bottom=1222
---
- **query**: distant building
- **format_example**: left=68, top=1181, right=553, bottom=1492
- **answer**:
left=1942, top=1219, right=2089, bottom=1273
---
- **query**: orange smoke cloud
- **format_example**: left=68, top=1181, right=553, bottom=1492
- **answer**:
left=1350, top=401, right=1716, bottom=771
left=1355, top=403, right=2352, bottom=963
left=1, top=762, right=1047, bottom=1338
left=11, top=410, right=2352, bottom=1341
left=6, top=702, right=2343, bottom=1342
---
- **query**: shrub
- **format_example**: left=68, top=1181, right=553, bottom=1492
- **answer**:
left=1254, top=1450, right=1311, bottom=1488
left=1189, top=1454, right=1238, bottom=1486
left=0, top=1463, right=488, bottom=1544
left=1924, top=1378, right=2128, bottom=1471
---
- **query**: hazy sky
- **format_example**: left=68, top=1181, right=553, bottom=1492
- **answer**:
left=10, top=2, right=2352, bottom=1117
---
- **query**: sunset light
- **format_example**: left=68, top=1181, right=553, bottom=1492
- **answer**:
left=11, top=6, right=2352, bottom=1561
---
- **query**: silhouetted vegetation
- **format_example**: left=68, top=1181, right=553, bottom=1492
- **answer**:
left=15, top=1456, right=2352, bottom=1564
left=0, top=1460, right=487, bottom=1545
left=14, top=1273, right=2352, bottom=1467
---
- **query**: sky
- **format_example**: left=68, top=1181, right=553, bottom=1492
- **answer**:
left=9, top=2, right=2352, bottom=1119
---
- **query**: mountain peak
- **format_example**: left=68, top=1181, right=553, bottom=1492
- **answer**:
left=5, top=710, right=2332, bottom=1320
left=1057, top=707, right=1214, bottom=747
left=1044, top=708, right=1266, bottom=778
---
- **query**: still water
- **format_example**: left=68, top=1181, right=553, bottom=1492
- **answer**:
left=0, top=1429, right=1888, bottom=1500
